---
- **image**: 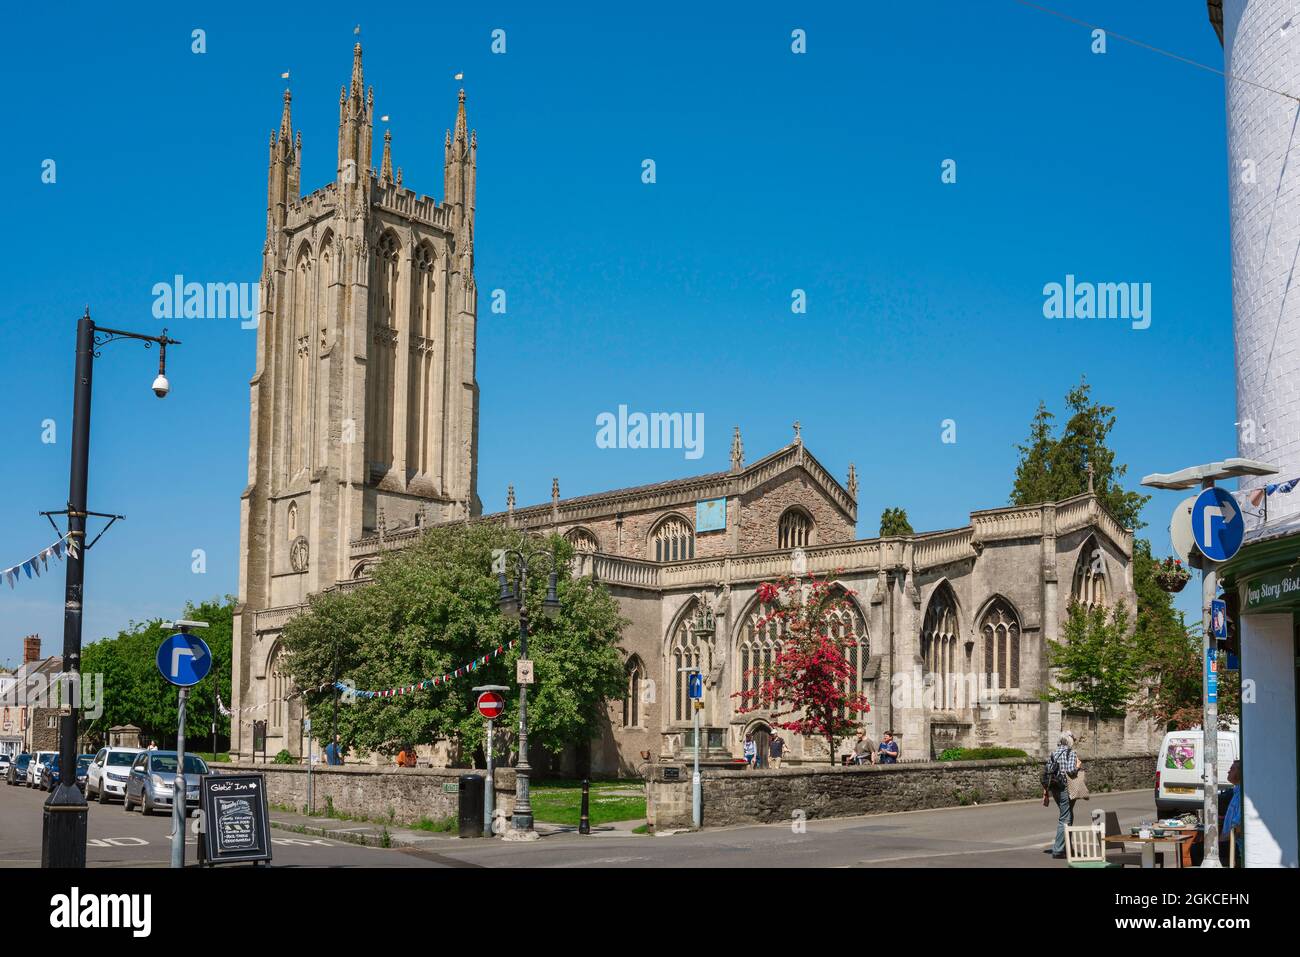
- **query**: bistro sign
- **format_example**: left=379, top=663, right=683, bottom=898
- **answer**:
left=1245, top=569, right=1300, bottom=611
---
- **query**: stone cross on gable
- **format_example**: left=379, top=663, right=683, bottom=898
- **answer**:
left=793, top=420, right=801, bottom=443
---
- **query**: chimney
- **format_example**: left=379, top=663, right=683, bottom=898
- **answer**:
left=23, top=636, right=41, bottom=664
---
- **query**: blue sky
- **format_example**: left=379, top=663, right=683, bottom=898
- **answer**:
left=0, top=1, right=1230, bottom=662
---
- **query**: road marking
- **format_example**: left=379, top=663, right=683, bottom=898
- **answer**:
left=87, top=837, right=150, bottom=847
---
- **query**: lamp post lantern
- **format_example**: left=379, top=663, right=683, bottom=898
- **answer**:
left=42, top=309, right=180, bottom=869
left=495, top=547, right=560, bottom=841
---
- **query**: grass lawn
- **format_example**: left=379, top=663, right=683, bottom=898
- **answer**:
left=529, top=778, right=646, bottom=827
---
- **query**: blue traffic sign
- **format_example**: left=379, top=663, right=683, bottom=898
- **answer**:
left=1191, top=487, right=1245, bottom=562
left=156, top=633, right=213, bottom=687
left=687, top=672, right=703, bottom=700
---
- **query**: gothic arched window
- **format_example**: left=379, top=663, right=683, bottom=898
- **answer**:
left=652, top=515, right=695, bottom=562
left=980, top=598, right=1021, bottom=693
left=668, top=604, right=710, bottom=724
left=1072, top=538, right=1108, bottom=608
left=269, top=646, right=290, bottom=733
left=622, top=656, right=644, bottom=728
left=289, top=243, right=313, bottom=477
left=777, top=507, right=814, bottom=549
left=365, top=232, right=401, bottom=473
left=921, top=583, right=961, bottom=712
left=737, top=604, right=784, bottom=709
left=565, top=527, right=599, bottom=553
left=407, top=242, right=437, bottom=477
left=287, top=501, right=298, bottom=540
left=826, top=596, right=868, bottom=718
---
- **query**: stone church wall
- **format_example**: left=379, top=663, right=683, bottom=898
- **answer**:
left=646, top=754, right=1156, bottom=830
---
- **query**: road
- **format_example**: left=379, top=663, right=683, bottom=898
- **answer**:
left=1, top=779, right=1167, bottom=867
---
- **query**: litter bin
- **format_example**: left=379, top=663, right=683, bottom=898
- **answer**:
left=458, top=774, right=485, bottom=838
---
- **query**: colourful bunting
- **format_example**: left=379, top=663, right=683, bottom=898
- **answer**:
left=2, top=534, right=72, bottom=595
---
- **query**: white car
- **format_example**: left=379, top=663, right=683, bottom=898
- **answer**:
left=27, top=751, right=56, bottom=789
left=0, top=754, right=11, bottom=776
left=86, top=747, right=141, bottom=804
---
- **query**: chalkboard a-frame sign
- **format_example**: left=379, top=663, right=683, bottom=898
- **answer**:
left=198, top=773, right=273, bottom=866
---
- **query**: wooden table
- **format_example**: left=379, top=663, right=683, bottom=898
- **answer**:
left=1106, top=832, right=1200, bottom=868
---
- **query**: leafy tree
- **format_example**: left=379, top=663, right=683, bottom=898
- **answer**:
left=733, top=576, right=870, bottom=765
left=79, top=597, right=233, bottom=749
left=1132, top=622, right=1240, bottom=732
left=1044, top=601, right=1139, bottom=754
left=879, top=507, right=914, bottom=537
left=1011, top=376, right=1147, bottom=530
left=281, top=522, right=628, bottom=766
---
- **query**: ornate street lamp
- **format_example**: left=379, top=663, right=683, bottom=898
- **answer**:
left=43, top=309, right=181, bottom=868
left=495, top=546, right=560, bottom=840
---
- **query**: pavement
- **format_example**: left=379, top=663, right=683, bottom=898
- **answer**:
left=0, top=777, right=1169, bottom=868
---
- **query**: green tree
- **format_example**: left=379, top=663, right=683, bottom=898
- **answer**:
left=1132, top=622, right=1240, bottom=732
left=879, top=507, right=914, bottom=537
left=1011, top=376, right=1147, bottom=530
left=281, top=522, right=628, bottom=766
left=79, top=597, right=233, bottom=749
left=1045, top=601, right=1139, bottom=754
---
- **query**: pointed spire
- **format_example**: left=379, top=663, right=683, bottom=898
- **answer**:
left=507, top=484, right=516, bottom=512
left=380, top=129, right=393, bottom=186
left=847, top=463, right=859, bottom=499
left=454, top=89, right=468, bottom=143
left=395, top=167, right=403, bottom=187
left=279, top=89, right=293, bottom=142
left=350, top=42, right=364, bottom=98
left=793, top=420, right=802, bottom=445
left=551, top=478, right=560, bottom=505
left=730, top=426, right=744, bottom=473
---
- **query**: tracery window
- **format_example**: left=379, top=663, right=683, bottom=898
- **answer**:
left=1072, top=538, right=1108, bottom=608
left=565, top=527, right=599, bottom=553
left=652, top=516, right=695, bottom=562
left=622, top=656, right=644, bottom=728
left=921, top=583, right=961, bottom=711
left=980, top=599, right=1021, bottom=692
left=777, top=508, right=814, bottom=549
left=669, top=604, right=710, bottom=724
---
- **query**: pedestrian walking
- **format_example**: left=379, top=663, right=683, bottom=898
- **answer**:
left=769, top=731, right=786, bottom=769
left=324, top=734, right=344, bottom=766
left=743, top=733, right=757, bottom=770
left=1042, top=731, right=1082, bottom=859
left=851, top=729, right=876, bottom=765
left=877, top=731, right=899, bottom=764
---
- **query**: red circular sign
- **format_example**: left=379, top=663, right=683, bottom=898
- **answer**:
left=477, top=691, right=506, bottom=719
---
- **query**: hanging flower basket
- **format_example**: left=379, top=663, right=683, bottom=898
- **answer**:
left=1156, top=556, right=1191, bottom=593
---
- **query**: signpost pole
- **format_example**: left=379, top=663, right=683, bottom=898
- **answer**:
left=484, top=717, right=494, bottom=837
left=692, top=697, right=701, bottom=830
left=172, top=686, right=187, bottom=869
left=1200, top=478, right=1221, bottom=868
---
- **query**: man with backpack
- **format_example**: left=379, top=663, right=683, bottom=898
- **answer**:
left=1042, top=731, right=1081, bottom=859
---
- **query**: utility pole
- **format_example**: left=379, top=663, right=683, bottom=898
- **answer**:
left=1142, top=458, right=1276, bottom=868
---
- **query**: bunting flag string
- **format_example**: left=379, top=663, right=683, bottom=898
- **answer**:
left=220, top=641, right=519, bottom=716
left=2, top=534, right=73, bottom=592
left=337, top=640, right=517, bottom=700
left=1244, top=477, right=1300, bottom=508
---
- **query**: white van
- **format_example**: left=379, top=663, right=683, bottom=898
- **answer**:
left=1154, top=730, right=1239, bottom=819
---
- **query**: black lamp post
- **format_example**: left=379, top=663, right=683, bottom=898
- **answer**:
left=42, top=309, right=179, bottom=869
left=495, top=547, right=560, bottom=839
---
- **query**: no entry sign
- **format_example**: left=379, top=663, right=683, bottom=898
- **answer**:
left=477, top=691, right=506, bottom=719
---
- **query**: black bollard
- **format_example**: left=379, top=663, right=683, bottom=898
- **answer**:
left=579, top=778, right=591, bottom=834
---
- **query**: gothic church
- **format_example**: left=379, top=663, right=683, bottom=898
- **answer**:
left=233, top=45, right=1159, bottom=773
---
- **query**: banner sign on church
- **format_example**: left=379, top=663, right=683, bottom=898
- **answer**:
left=1244, top=569, right=1300, bottom=612
left=696, top=498, right=726, bottom=533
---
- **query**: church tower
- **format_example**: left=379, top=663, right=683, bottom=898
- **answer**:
left=232, top=43, right=480, bottom=754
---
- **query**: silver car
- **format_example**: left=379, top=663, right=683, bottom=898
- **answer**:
left=122, top=751, right=208, bottom=815
left=27, top=751, right=56, bottom=789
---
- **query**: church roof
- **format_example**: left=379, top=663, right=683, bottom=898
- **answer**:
left=489, top=440, right=856, bottom=528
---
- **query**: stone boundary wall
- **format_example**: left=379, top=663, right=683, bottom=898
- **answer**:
left=214, top=763, right=516, bottom=827
left=647, top=755, right=1156, bottom=830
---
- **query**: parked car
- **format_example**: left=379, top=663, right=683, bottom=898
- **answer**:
left=27, top=751, right=56, bottom=789
left=86, top=747, right=141, bottom=804
left=1155, top=729, right=1240, bottom=819
left=6, top=753, right=31, bottom=785
left=48, top=753, right=95, bottom=792
left=123, top=751, right=209, bottom=815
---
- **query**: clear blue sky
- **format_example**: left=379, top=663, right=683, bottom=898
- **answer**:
left=0, top=0, right=1229, bottom=663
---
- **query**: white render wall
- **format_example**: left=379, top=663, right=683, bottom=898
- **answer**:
left=1239, top=612, right=1298, bottom=867
left=1224, top=1, right=1300, bottom=515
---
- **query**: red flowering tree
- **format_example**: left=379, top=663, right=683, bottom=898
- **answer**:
left=734, top=575, right=870, bottom=766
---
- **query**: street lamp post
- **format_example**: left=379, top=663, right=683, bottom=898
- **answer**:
left=1142, top=457, right=1277, bottom=869
left=42, top=309, right=180, bottom=869
left=495, top=547, right=560, bottom=841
